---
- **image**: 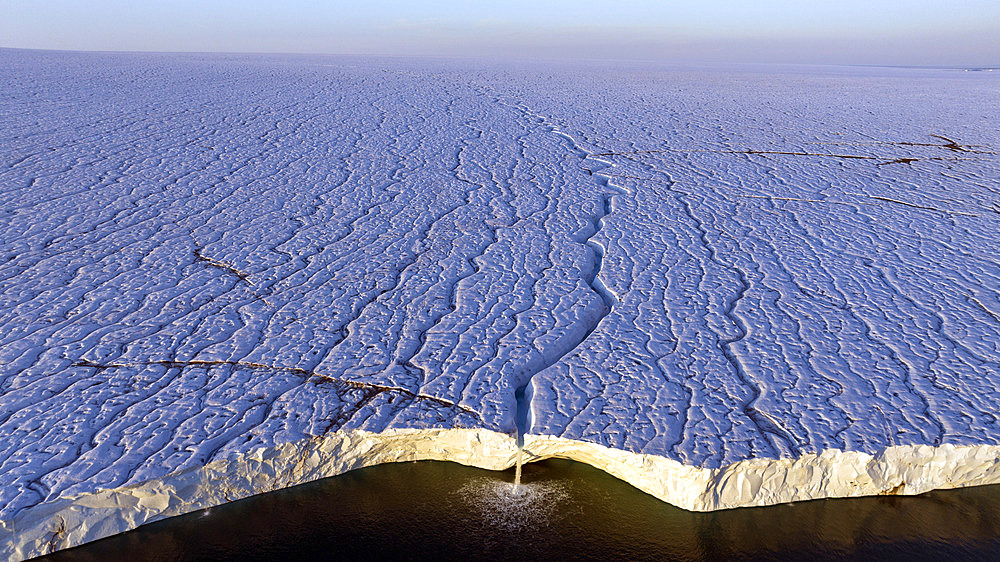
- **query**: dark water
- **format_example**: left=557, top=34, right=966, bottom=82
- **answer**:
left=44, top=459, right=1000, bottom=561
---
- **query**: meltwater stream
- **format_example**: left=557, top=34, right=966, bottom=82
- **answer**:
left=44, top=460, right=1000, bottom=561
left=513, top=446, right=524, bottom=489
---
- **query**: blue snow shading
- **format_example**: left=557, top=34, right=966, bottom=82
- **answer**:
left=0, top=49, right=998, bottom=523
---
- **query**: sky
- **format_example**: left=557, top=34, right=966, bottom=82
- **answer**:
left=1, top=0, right=997, bottom=65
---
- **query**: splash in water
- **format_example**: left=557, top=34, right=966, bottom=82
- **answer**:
left=455, top=476, right=569, bottom=531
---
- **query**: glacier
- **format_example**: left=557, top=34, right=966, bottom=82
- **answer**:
left=1, top=49, right=999, bottom=558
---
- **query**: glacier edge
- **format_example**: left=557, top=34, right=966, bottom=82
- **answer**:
left=5, top=430, right=1000, bottom=559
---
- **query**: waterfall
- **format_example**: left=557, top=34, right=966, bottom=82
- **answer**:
left=513, top=445, right=524, bottom=489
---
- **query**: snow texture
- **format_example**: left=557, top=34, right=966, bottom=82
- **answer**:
left=1, top=50, right=999, bottom=556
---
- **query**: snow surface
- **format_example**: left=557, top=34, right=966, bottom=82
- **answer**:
left=1, top=49, right=999, bottom=556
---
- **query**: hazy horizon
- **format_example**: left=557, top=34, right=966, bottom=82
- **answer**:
left=2, top=1, right=998, bottom=66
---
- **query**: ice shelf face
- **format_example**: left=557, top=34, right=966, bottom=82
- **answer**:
left=1, top=50, right=999, bottom=557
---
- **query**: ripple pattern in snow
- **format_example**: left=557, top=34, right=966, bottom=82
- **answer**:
left=2, top=50, right=999, bottom=555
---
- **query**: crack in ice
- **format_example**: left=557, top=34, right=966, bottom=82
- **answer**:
left=502, top=104, right=629, bottom=446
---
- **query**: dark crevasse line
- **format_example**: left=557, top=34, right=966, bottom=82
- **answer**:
left=507, top=111, right=629, bottom=447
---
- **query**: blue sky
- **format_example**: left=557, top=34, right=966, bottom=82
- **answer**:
left=1, top=1, right=997, bottom=64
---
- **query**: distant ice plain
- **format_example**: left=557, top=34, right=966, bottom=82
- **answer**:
left=1, top=49, right=999, bottom=557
